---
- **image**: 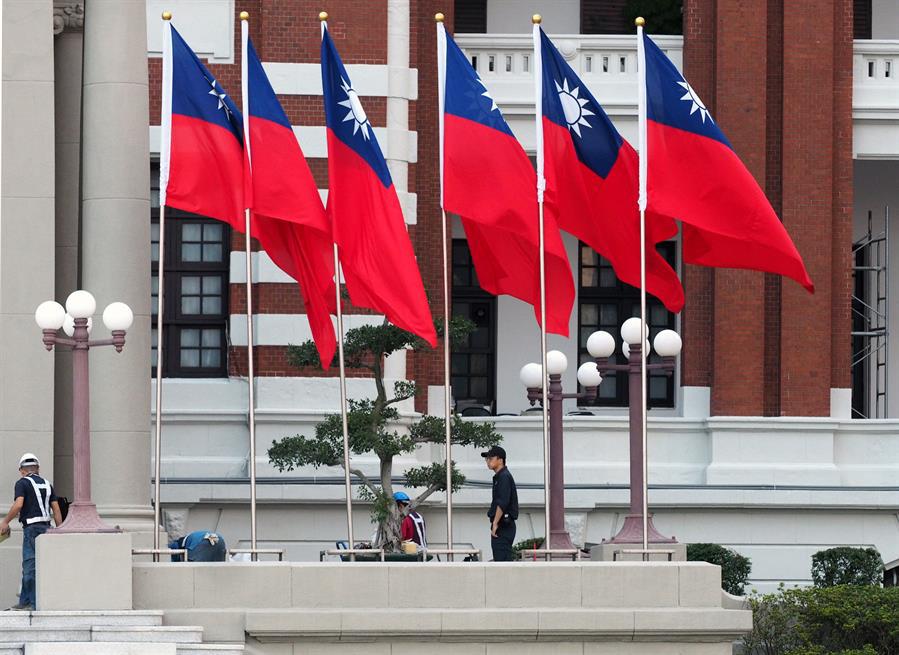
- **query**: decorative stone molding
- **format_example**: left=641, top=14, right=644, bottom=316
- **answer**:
left=53, top=2, right=84, bottom=35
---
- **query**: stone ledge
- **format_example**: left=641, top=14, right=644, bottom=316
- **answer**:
left=243, top=608, right=752, bottom=643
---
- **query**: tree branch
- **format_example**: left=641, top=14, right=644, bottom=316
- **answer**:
left=348, top=467, right=378, bottom=496
left=412, top=483, right=441, bottom=508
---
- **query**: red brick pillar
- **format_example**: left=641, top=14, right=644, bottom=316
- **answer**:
left=709, top=0, right=768, bottom=416
left=779, top=1, right=837, bottom=416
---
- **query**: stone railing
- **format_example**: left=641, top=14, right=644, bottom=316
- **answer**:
left=854, top=40, right=899, bottom=112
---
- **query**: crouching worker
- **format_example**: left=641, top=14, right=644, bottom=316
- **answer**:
left=0, top=453, right=63, bottom=610
left=169, top=531, right=227, bottom=562
left=394, top=491, right=427, bottom=552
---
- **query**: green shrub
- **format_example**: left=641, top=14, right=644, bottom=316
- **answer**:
left=512, top=537, right=544, bottom=560
left=742, top=585, right=899, bottom=655
left=687, top=543, right=752, bottom=596
left=811, top=547, right=883, bottom=588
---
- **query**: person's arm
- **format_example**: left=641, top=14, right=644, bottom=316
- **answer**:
left=491, top=505, right=504, bottom=537
left=0, top=497, right=24, bottom=535
left=50, top=500, right=62, bottom=527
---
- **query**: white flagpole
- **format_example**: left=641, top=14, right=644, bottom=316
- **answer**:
left=321, top=13, right=356, bottom=560
left=240, top=11, right=259, bottom=560
left=154, top=11, right=174, bottom=562
left=435, top=14, right=455, bottom=560
left=532, top=15, right=552, bottom=552
left=635, top=17, right=649, bottom=553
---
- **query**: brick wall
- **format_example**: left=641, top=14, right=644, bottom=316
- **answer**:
left=682, top=0, right=854, bottom=416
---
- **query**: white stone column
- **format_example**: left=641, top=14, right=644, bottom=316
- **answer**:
left=53, top=1, right=85, bottom=499
left=0, top=0, right=57, bottom=607
left=80, top=0, right=153, bottom=533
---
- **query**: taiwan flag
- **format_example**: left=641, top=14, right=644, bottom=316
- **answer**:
left=537, top=27, right=684, bottom=313
left=438, top=22, right=574, bottom=336
left=244, top=33, right=338, bottom=368
left=321, top=23, right=437, bottom=346
left=160, top=21, right=244, bottom=231
left=640, top=31, right=814, bottom=292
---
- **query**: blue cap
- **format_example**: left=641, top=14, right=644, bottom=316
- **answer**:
left=393, top=491, right=411, bottom=503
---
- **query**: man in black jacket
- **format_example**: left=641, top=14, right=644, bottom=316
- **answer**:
left=482, top=445, right=518, bottom=561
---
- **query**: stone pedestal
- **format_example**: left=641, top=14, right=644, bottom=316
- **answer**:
left=36, top=533, right=132, bottom=610
left=591, top=542, right=688, bottom=562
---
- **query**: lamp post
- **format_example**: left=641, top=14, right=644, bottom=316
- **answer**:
left=519, top=352, right=603, bottom=551
left=586, top=318, right=682, bottom=545
left=34, top=290, right=134, bottom=533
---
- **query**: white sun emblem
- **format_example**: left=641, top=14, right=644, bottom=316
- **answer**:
left=677, top=80, right=713, bottom=124
left=555, top=78, right=593, bottom=137
left=338, top=78, right=371, bottom=140
left=207, top=78, right=232, bottom=118
left=479, top=78, right=499, bottom=113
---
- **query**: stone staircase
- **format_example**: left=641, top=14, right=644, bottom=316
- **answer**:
left=0, top=610, right=243, bottom=654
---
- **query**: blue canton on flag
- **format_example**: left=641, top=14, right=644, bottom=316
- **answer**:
left=539, top=28, right=621, bottom=179
left=321, top=26, right=392, bottom=188
left=170, top=26, right=242, bottom=143
left=642, top=34, right=731, bottom=149
left=443, top=33, right=513, bottom=136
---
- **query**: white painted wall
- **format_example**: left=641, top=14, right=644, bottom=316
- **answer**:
left=486, top=0, right=579, bottom=34
left=853, top=159, right=899, bottom=417
left=872, top=0, right=899, bottom=39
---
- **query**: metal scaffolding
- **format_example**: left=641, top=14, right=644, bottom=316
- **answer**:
left=851, top=207, right=890, bottom=419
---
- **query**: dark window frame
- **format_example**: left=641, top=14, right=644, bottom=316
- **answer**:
left=451, top=238, right=498, bottom=412
left=577, top=241, right=678, bottom=408
left=151, top=168, right=230, bottom=379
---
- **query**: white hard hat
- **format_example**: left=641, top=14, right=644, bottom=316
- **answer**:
left=18, top=453, right=39, bottom=468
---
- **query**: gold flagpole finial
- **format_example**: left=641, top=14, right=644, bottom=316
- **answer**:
left=319, top=11, right=329, bottom=21
left=240, top=11, right=249, bottom=21
left=635, top=16, right=645, bottom=27
left=162, top=10, right=172, bottom=20
left=435, top=12, right=445, bottom=23
left=532, top=14, right=542, bottom=24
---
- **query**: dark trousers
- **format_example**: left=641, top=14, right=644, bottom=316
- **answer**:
left=490, top=519, right=516, bottom=561
left=21, top=523, right=49, bottom=607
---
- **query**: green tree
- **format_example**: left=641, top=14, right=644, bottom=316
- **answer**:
left=811, top=547, right=883, bottom=588
left=687, top=542, right=752, bottom=596
left=268, top=317, right=501, bottom=552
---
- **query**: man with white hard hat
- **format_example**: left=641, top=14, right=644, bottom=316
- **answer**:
left=0, top=454, right=62, bottom=610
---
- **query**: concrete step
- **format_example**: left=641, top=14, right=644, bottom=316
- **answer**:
left=0, top=611, right=163, bottom=630
left=0, top=628, right=91, bottom=642
left=177, top=645, right=244, bottom=655
left=30, top=611, right=164, bottom=628
left=24, top=644, right=176, bottom=655
left=92, top=626, right=204, bottom=644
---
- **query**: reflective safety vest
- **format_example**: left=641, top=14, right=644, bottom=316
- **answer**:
left=408, top=511, right=427, bottom=548
left=24, top=475, right=52, bottom=525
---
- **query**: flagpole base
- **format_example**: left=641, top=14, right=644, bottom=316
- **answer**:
left=50, top=502, right=121, bottom=534
left=604, top=514, right=676, bottom=544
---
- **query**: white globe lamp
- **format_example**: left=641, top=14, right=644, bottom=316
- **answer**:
left=519, top=363, right=543, bottom=388
left=102, top=302, right=134, bottom=331
left=653, top=329, right=682, bottom=357
left=622, top=339, right=650, bottom=358
left=576, top=361, right=602, bottom=388
left=65, top=290, right=96, bottom=319
left=620, top=317, right=645, bottom=346
left=34, top=301, right=66, bottom=330
left=586, top=330, right=615, bottom=359
left=545, top=350, right=568, bottom=375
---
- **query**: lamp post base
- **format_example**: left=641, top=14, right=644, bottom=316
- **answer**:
left=604, top=514, right=676, bottom=544
left=548, top=528, right=578, bottom=552
left=50, top=502, right=121, bottom=534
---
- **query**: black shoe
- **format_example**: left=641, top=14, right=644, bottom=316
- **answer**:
left=7, top=603, right=32, bottom=611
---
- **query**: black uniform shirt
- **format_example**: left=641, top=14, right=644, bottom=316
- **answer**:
left=488, top=466, right=519, bottom=521
left=14, top=474, right=56, bottom=525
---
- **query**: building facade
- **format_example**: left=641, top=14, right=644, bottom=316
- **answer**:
left=1, top=0, right=899, bottom=599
